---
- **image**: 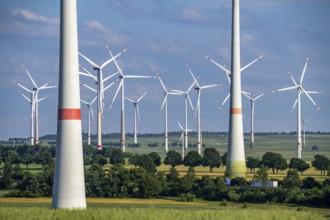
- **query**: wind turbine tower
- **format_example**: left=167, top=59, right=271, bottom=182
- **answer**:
left=302, top=118, right=310, bottom=148
left=171, top=82, right=195, bottom=151
left=79, top=49, right=124, bottom=150
left=52, top=0, right=86, bottom=209
left=186, top=64, right=220, bottom=155
left=272, top=58, right=321, bottom=159
left=108, top=46, right=156, bottom=152
left=125, top=92, right=147, bottom=144
left=242, top=92, right=265, bottom=148
left=81, top=97, right=97, bottom=145
left=227, top=0, right=246, bottom=177
left=158, top=75, right=181, bottom=152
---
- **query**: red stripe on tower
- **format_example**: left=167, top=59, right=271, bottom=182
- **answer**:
left=58, top=108, right=81, bottom=120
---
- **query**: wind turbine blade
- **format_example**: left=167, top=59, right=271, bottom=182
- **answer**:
left=187, top=81, right=195, bottom=93
left=18, top=91, right=31, bottom=102
left=288, top=72, right=298, bottom=86
left=254, top=93, right=265, bottom=100
left=22, top=65, right=38, bottom=88
left=273, top=85, right=298, bottom=92
left=109, top=79, right=123, bottom=109
left=186, top=64, right=199, bottom=87
left=79, top=64, right=97, bottom=80
left=78, top=52, right=100, bottom=69
left=177, top=121, right=183, bottom=130
left=304, top=91, right=323, bottom=94
left=125, top=75, right=153, bottom=79
left=290, top=99, right=298, bottom=113
left=187, top=94, right=194, bottom=112
left=137, top=92, right=148, bottom=102
left=205, top=56, right=231, bottom=79
left=104, top=70, right=120, bottom=82
left=14, top=81, right=31, bottom=93
left=219, top=93, right=230, bottom=109
left=81, top=99, right=89, bottom=105
left=170, top=89, right=184, bottom=94
left=240, top=55, right=264, bottom=72
left=91, top=96, right=98, bottom=105
left=105, top=45, right=128, bottom=76
left=200, top=84, right=219, bottom=90
left=158, top=76, right=167, bottom=91
left=103, top=81, right=115, bottom=92
left=180, top=132, right=183, bottom=141
left=300, top=57, right=309, bottom=85
left=124, top=96, right=135, bottom=103
left=81, top=83, right=97, bottom=93
left=160, top=94, right=167, bottom=111
left=242, top=92, right=252, bottom=100
left=90, top=107, right=95, bottom=121
left=301, top=87, right=321, bottom=111
left=101, top=48, right=128, bottom=69
left=37, top=96, right=48, bottom=103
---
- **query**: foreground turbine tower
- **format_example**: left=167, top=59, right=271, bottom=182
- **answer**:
left=52, top=0, right=86, bottom=208
left=227, top=0, right=246, bottom=177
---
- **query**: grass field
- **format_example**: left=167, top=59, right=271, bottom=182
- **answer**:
left=0, top=198, right=329, bottom=219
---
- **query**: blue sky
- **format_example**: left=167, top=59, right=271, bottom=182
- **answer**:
left=0, top=0, right=329, bottom=140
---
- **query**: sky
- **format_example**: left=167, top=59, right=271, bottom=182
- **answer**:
left=0, top=0, right=329, bottom=140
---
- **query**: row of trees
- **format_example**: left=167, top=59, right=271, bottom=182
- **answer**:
left=1, top=144, right=329, bottom=176
left=2, top=161, right=330, bottom=207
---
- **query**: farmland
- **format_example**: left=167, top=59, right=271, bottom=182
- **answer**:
left=0, top=198, right=329, bottom=220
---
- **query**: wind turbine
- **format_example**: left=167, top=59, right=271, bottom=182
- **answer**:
left=272, top=57, right=322, bottom=159
left=157, top=75, right=182, bottom=153
left=205, top=55, right=263, bottom=109
left=81, top=96, right=97, bottom=146
left=79, top=49, right=125, bottom=150
left=125, top=92, right=147, bottom=144
left=14, top=65, right=55, bottom=144
left=302, top=118, right=310, bottom=148
left=178, top=121, right=193, bottom=159
left=186, top=64, right=221, bottom=155
left=171, top=82, right=195, bottom=151
left=17, top=90, right=35, bottom=145
left=106, top=45, right=157, bottom=153
left=241, top=92, right=266, bottom=148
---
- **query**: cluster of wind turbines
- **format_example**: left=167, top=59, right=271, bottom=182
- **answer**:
left=14, top=65, right=56, bottom=145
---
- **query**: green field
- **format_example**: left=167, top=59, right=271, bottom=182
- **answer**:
left=0, top=198, right=329, bottom=220
left=99, top=133, right=330, bottom=161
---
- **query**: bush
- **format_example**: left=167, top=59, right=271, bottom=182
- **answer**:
left=219, top=199, right=229, bottom=206
left=179, top=193, right=195, bottom=202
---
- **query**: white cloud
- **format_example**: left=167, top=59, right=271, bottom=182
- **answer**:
left=80, top=20, right=130, bottom=46
left=12, top=9, right=59, bottom=25
left=180, top=9, right=206, bottom=22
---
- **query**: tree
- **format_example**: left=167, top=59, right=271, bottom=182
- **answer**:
left=181, top=167, right=196, bottom=192
left=202, top=148, right=221, bottom=173
left=148, top=152, right=162, bottom=166
left=164, top=150, right=182, bottom=167
left=34, top=151, right=52, bottom=168
left=289, top=158, right=310, bottom=175
left=139, top=154, right=157, bottom=173
left=183, top=151, right=202, bottom=167
left=21, top=153, right=35, bottom=170
left=128, top=154, right=141, bottom=167
left=253, top=165, right=269, bottom=187
left=109, top=148, right=125, bottom=165
left=1, top=150, right=20, bottom=164
left=220, top=152, right=227, bottom=167
left=302, top=177, right=322, bottom=189
left=246, top=156, right=260, bottom=173
left=282, top=169, right=302, bottom=188
left=312, top=155, right=330, bottom=176
left=261, top=152, right=287, bottom=174
left=0, top=162, right=13, bottom=189
left=92, top=154, right=108, bottom=166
